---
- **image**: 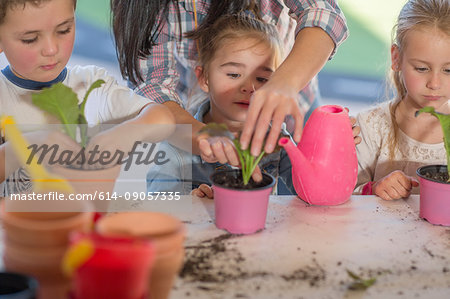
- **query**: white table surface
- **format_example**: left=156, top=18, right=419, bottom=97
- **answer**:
left=1, top=195, right=449, bottom=299
left=171, top=195, right=450, bottom=299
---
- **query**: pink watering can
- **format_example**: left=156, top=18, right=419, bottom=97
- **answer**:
left=278, top=105, right=357, bottom=205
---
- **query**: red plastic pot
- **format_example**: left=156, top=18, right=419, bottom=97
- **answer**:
left=70, top=232, right=154, bottom=299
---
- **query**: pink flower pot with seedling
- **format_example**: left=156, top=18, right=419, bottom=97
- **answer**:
left=415, top=107, right=450, bottom=226
left=211, top=170, right=275, bottom=234
left=278, top=105, right=358, bottom=205
left=417, top=165, right=450, bottom=226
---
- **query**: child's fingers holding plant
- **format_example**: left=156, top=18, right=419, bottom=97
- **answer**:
left=373, top=170, right=419, bottom=200
left=198, top=136, right=240, bottom=167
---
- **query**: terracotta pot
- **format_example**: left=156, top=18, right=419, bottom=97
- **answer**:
left=1, top=200, right=93, bottom=299
left=0, top=200, right=93, bottom=247
left=96, top=212, right=185, bottom=299
left=0, top=272, right=38, bottom=299
left=417, top=165, right=450, bottom=226
left=51, top=164, right=122, bottom=213
left=211, top=169, right=275, bottom=234
left=149, top=247, right=185, bottom=299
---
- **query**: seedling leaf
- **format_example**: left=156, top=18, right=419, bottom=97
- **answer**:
left=416, top=106, right=450, bottom=181
left=32, top=80, right=105, bottom=146
left=32, top=83, right=79, bottom=140
left=346, top=269, right=377, bottom=291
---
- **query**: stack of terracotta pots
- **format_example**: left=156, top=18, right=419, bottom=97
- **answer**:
left=0, top=199, right=93, bottom=299
left=96, top=212, right=185, bottom=299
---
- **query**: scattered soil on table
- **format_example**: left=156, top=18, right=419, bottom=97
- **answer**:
left=281, top=258, right=326, bottom=287
left=180, top=234, right=269, bottom=283
left=180, top=234, right=330, bottom=293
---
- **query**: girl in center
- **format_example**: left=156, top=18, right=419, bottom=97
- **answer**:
left=147, top=13, right=295, bottom=197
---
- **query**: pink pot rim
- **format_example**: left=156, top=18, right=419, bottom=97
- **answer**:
left=417, top=165, right=449, bottom=185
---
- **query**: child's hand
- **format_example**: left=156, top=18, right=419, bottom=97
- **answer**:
left=345, top=108, right=361, bottom=145
left=83, top=125, right=136, bottom=169
left=197, top=135, right=263, bottom=182
left=191, top=184, right=214, bottom=199
left=23, top=130, right=82, bottom=165
left=350, top=116, right=361, bottom=145
left=373, top=170, right=419, bottom=200
left=198, top=136, right=240, bottom=166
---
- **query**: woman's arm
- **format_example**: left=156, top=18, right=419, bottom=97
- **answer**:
left=241, top=27, right=335, bottom=156
left=163, top=101, right=205, bottom=154
left=240, top=0, right=349, bottom=156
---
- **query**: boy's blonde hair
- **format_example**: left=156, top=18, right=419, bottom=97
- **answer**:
left=186, top=13, right=283, bottom=79
left=388, top=0, right=450, bottom=159
left=0, top=0, right=77, bottom=25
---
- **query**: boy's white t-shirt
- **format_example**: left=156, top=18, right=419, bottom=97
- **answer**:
left=0, top=65, right=151, bottom=126
left=0, top=65, right=153, bottom=195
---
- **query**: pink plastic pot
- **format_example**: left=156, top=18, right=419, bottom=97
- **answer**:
left=278, top=105, right=357, bottom=205
left=211, top=170, right=275, bottom=234
left=417, top=165, right=450, bottom=226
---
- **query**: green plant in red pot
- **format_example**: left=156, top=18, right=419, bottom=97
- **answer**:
left=415, top=106, right=450, bottom=226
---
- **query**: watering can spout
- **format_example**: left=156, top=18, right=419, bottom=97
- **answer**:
left=278, top=137, right=315, bottom=203
left=278, top=137, right=312, bottom=173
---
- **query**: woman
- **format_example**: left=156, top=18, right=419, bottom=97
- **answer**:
left=111, top=0, right=348, bottom=162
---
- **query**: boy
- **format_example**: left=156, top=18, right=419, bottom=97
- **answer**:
left=0, top=0, right=174, bottom=195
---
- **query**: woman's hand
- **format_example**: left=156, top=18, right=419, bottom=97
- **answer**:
left=240, top=81, right=303, bottom=157
left=373, top=170, right=419, bottom=200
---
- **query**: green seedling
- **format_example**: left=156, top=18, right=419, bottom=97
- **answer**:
left=346, top=269, right=377, bottom=291
left=415, top=106, right=450, bottom=182
left=32, top=79, right=105, bottom=147
left=198, top=123, right=283, bottom=185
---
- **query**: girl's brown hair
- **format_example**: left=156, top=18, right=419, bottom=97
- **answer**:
left=185, top=13, right=283, bottom=79
left=388, top=0, right=450, bottom=159
left=111, top=0, right=260, bottom=86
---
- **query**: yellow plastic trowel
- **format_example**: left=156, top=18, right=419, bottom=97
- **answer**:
left=0, top=116, right=74, bottom=193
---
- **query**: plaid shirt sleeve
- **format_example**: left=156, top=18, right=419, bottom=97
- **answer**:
left=282, top=0, right=348, bottom=58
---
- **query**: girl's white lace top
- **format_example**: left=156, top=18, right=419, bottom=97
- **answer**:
left=354, top=101, right=446, bottom=194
